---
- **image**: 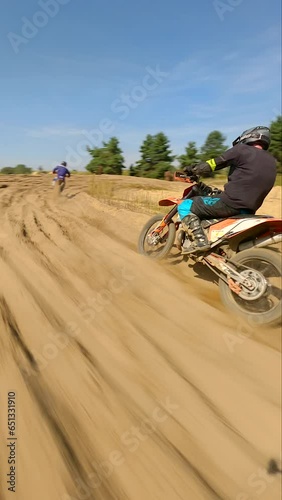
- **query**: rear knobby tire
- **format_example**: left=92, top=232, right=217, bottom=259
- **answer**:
left=219, top=248, right=282, bottom=327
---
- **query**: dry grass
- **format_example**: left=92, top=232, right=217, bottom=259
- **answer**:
left=87, top=173, right=281, bottom=218
left=88, top=176, right=175, bottom=214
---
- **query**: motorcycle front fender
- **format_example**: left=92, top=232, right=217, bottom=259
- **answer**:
left=159, top=197, right=181, bottom=206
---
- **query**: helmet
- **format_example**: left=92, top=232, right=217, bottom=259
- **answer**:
left=232, top=126, right=271, bottom=150
left=61, top=161, right=67, bottom=166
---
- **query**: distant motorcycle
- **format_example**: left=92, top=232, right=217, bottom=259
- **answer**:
left=52, top=177, right=65, bottom=195
left=138, top=172, right=282, bottom=326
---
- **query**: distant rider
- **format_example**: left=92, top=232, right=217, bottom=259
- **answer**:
left=179, top=126, right=277, bottom=254
left=52, top=161, right=71, bottom=190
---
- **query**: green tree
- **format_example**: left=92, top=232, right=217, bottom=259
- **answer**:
left=269, top=116, right=282, bottom=173
left=135, top=132, right=175, bottom=178
left=0, top=165, right=32, bottom=174
left=86, top=137, right=125, bottom=175
left=135, top=134, right=155, bottom=175
left=153, top=161, right=174, bottom=179
left=150, top=132, right=174, bottom=165
left=139, top=134, right=154, bottom=163
left=129, top=164, right=137, bottom=176
left=178, top=141, right=199, bottom=168
left=200, top=131, right=228, bottom=160
left=0, top=167, right=14, bottom=174
left=14, top=164, right=32, bottom=174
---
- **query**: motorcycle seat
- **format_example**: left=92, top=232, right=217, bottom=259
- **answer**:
left=228, top=214, right=274, bottom=219
left=201, top=218, right=225, bottom=228
left=201, top=214, right=274, bottom=229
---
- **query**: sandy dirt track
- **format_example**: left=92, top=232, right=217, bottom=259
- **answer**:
left=0, top=174, right=281, bottom=500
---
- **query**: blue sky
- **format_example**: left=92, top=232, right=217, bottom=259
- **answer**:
left=0, top=0, right=281, bottom=169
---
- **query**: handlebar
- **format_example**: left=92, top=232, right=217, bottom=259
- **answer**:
left=174, top=171, right=199, bottom=183
left=174, top=171, right=222, bottom=196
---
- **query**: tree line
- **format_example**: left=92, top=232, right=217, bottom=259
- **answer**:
left=0, top=164, right=33, bottom=175
left=1, top=116, right=281, bottom=178
left=85, top=130, right=230, bottom=179
left=85, top=116, right=282, bottom=178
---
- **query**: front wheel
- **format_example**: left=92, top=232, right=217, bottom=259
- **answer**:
left=138, top=214, right=176, bottom=260
left=219, top=248, right=282, bottom=326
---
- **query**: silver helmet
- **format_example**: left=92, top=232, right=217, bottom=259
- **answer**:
left=232, top=126, right=271, bottom=150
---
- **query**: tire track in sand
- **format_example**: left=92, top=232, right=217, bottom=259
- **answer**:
left=0, top=174, right=280, bottom=500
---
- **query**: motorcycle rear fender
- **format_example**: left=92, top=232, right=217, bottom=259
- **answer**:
left=224, top=219, right=282, bottom=251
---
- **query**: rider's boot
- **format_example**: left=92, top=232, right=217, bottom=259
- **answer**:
left=181, top=214, right=211, bottom=254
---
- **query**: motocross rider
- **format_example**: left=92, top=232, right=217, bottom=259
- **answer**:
left=179, top=126, right=277, bottom=254
left=52, top=161, right=71, bottom=189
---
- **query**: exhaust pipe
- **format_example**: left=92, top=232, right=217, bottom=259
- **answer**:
left=255, top=234, right=282, bottom=247
left=239, top=234, right=282, bottom=251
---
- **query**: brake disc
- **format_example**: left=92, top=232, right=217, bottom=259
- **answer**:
left=237, top=269, right=268, bottom=301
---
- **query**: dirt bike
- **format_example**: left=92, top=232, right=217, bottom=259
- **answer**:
left=52, top=177, right=66, bottom=196
left=138, top=172, right=282, bottom=326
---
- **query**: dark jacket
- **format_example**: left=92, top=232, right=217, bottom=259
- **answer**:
left=194, top=144, right=277, bottom=212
